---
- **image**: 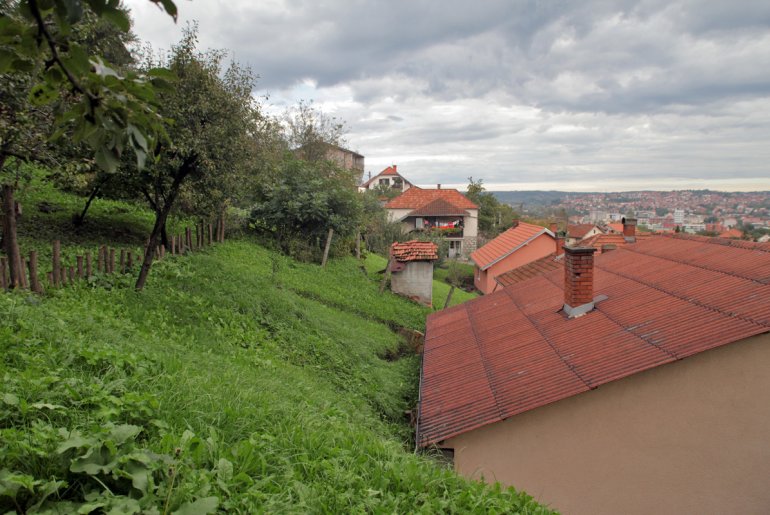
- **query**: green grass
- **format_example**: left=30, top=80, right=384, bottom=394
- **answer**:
left=364, top=253, right=478, bottom=310
left=1, top=181, right=550, bottom=513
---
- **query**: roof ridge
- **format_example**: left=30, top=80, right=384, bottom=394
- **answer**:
left=502, top=288, right=594, bottom=389
left=593, top=261, right=770, bottom=330
left=623, top=242, right=770, bottom=285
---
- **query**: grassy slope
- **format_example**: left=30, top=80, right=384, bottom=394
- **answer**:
left=363, top=253, right=478, bottom=310
left=1, top=185, right=551, bottom=513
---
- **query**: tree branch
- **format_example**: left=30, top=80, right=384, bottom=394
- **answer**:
left=28, top=0, right=97, bottom=102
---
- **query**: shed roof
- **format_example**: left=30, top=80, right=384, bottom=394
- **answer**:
left=470, top=222, right=553, bottom=270
left=417, top=234, right=770, bottom=447
left=391, top=240, right=439, bottom=262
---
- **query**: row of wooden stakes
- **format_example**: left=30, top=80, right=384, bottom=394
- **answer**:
left=0, top=219, right=225, bottom=293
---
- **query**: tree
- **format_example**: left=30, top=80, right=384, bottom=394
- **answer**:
left=133, top=27, right=259, bottom=290
left=251, top=157, right=362, bottom=261
left=1, top=0, right=176, bottom=287
left=284, top=100, right=347, bottom=163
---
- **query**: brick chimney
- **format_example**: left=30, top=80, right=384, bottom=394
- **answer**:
left=622, top=217, right=637, bottom=243
left=563, top=246, right=597, bottom=318
left=511, top=218, right=519, bottom=229
left=392, top=164, right=397, bottom=173
left=437, top=184, right=441, bottom=189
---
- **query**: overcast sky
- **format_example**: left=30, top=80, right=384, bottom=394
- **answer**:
left=125, top=0, right=770, bottom=192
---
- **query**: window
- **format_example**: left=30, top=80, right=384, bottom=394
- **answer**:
left=379, top=178, right=389, bottom=185
left=416, top=217, right=424, bottom=229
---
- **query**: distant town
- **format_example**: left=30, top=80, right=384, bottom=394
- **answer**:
left=494, top=190, right=770, bottom=239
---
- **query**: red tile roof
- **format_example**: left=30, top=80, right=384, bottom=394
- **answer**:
left=470, top=222, right=553, bottom=270
left=384, top=187, right=478, bottom=210
left=607, top=223, right=624, bottom=233
left=494, top=254, right=563, bottom=288
left=719, top=228, right=743, bottom=239
left=417, top=234, right=770, bottom=447
left=579, top=232, right=654, bottom=253
left=568, top=224, right=599, bottom=238
left=391, top=240, right=439, bottom=262
left=407, top=198, right=469, bottom=217
left=380, top=165, right=398, bottom=176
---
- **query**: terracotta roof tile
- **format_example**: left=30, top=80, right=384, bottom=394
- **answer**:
left=407, top=198, right=469, bottom=217
left=417, top=234, right=770, bottom=447
left=391, top=240, right=439, bottom=262
left=384, top=187, right=478, bottom=210
left=470, top=222, right=552, bottom=270
left=568, top=224, right=599, bottom=238
left=495, top=254, right=563, bottom=288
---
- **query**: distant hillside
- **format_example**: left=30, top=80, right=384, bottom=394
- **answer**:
left=491, top=190, right=573, bottom=206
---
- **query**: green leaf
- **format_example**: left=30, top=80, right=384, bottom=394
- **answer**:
left=95, top=146, right=120, bottom=173
left=108, top=424, right=141, bottom=444
left=172, top=497, right=219, bottom=515
left=155, top=0, right=178, bottom=21
left=101, top=7, right=130, bottom=32
left=28, top=82, right=60, bottom=105
left=2, top=393, right=19, bottom=406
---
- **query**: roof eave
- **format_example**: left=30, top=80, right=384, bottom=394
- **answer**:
left=477, top=229, right=553, bottom=271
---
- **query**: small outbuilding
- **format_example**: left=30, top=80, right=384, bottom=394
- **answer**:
left=389, top=240, right=438, bottom=306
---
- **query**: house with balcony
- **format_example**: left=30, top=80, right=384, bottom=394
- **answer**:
left=384, top=187, right=478, bottom=259
left=358, top=165, right=414, bottom=193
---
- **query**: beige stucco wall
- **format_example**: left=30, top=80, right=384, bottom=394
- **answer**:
left=445, top=332, right=770, bottom=515
left=386, top=208, right=413, bottom=224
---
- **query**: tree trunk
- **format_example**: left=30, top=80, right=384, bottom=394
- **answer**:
left=135, top=206, right=171, bottom=291
left=161, top=222, right=169, bottom=249
left=74, top=178, right=106, bottom=226
left=1, top=184, right=22, bottom=288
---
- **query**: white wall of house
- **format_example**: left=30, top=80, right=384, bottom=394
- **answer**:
left=390, top=261, right=434, bottom=305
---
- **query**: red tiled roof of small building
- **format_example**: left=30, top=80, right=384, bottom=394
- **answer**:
left=568, top=223, right=599, bottom=238
left=384, top=187, right=478, bottom=210
left=407, top=198, right=469, bottom=217
left=719, top=228, right=743, bottom=239
left=417, top=234, right=770, bottom=447
left=391, top=240, right=439, bottom=262
left=494, top=253, right=563, bottom=288
left=607, top=222, right=624, bottom=233
left=470, top=222, right=552, bottom=270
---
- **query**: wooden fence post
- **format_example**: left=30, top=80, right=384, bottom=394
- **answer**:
left=127, top=251, right=133, bottom=270
left=86, top=252, right=92, bottom=278
left=171, top=235, right=176, bottom=255
left=109, top=248, right=115, bottom=274
left=76, top=255, right=84, bottom=279
left=28, top=251, right=42, bottom=293
left=52, top=240, right=61, bottom=286
left=97, top=246, right=105, bottom=273
left=208, top=223, right=213, bottom=245
left=19, top=259, right=28, bottom=289
left=321, top=228, right=334, bottom=268
left=0, top=256, right=7, bottom=290
left=355, top=231, right=361, bottom=260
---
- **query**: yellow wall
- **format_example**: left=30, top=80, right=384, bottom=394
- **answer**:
left=445, top=332, right=770, bottom=515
